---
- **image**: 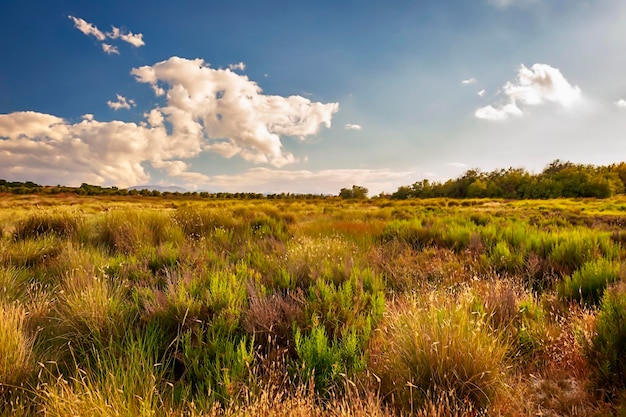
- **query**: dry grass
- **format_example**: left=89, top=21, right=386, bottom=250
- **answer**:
left=369, top=293, right=509, bottom=414
left=0, top=302, right=35, bottom=398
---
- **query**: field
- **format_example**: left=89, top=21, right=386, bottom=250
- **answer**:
left=1, top=194, right=626, bottom=416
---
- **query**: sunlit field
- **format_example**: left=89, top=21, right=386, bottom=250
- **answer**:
left=2, top=194, right=626, bottom=416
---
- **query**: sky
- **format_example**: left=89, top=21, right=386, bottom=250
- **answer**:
left=1, top=0, right=626, bottom=195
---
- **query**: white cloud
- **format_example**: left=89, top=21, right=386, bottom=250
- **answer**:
left=131, top=56, right=338, bottom=167
left=228, top=62, right=246, bottom=71
left=0, top=56, right=338, bottom=187
left=68, top=16, right=144, bottom=52
left=445, top=162, right=469, bottom=168
left=68, top=15, right=106, bottom=41
left=107, top=94, right=136, bottom=110
left=475, top=102, right=523, bottom=121
left=462, top=78, right=477, bottom=85
left=107, top=26, right=145, bottom=47
left=614, top=99, right=626, bottom=108
left=478, top=89, right=486, bottom=97
left=345, top=124, right=362, bottom=130
left=101, top=43, right=119, bottom=55
left=476, top=63, right=582, bottom=121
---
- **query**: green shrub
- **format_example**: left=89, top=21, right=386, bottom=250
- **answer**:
left=293, top=322, right=365, bottom=395
left=305, top=268, right=384, bottom=340
left=586, top=284, right=626, bottom=398
left=558, top=259, right=621, bottom=306
left=136, top=265, right=249, bottom=335
left=180, top=326, right=254, bottom=403
left=485, top=241, right=524, bottom=274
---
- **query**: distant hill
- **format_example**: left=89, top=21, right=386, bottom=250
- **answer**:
left=128, top=185, right=188, bottom=193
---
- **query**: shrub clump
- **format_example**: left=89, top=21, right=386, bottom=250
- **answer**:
left=586, top=283, right=626, bottom=398
left=558, top=258, right=622, bottom=306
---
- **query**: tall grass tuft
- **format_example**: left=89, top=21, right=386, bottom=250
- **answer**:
left=40, top=324, right=173, bottom=416
left=12, top=210, right=82, bottom=241
left=54, top=268, right=133, bottom=350
left=0, top=303, right=34, bottom=398
left=370, top=295, right=508, bottom=413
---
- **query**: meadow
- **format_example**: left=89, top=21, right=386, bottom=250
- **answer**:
left=1, top=193, right=626, bottom=416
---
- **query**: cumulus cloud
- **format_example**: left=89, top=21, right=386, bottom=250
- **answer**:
left=614, top=99, right=626, bottom=108
left=131, top=57, right=338, bottom=167
left=228, top=62, right=246, bottom=71
left=68, top=15, right=106, bottom=41
left=345, top=124, right=362, bottom=130
left=476, top=63, right=581, bottom=121
left=107, top=94, right=136, bottom=110
left=0, top=57, right=338, bottom=187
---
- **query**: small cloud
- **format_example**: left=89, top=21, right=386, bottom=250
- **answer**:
left=614, top=99, right=626, bottom=108
left=475, top=102, right=523, bottom=121
left=345, top=124, right=362, bottom=130
left=107, top=26, right=145, bottom=47
left=478, top=89, right=486, bottom=97
left=102, top=43, right=119, bottom=55
left=107, top=94, right=136, bottom=110
left=445, top=162, right=469, bottom=168
left=82, top=114, right=94, bottom=121
left=228, top=62, right=245, bottom=71
left=68, top=15, right=106, bottom=41
left=475, top=63, right=581, bottom=121
left=69, top=16, right=144, bottom=52
left=462, top=78, right=477, bottom=85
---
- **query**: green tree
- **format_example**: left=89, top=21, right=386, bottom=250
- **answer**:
left=339, top=185, right=368, bottom=199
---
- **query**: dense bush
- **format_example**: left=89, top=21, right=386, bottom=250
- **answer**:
left=586, top=284, right=626, bottom=397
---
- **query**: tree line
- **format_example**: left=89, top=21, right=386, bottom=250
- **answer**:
left=2, top=160, right=626, bottom=200
left=0, top=181, right=330, bottom=200
left=389, top=160, right=626, bottom=200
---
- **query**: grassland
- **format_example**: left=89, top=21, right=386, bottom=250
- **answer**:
left=1, top=194, right=626, bottom=416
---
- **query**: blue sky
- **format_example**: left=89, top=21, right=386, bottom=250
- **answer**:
left=1, top=0, right=626, bottom=194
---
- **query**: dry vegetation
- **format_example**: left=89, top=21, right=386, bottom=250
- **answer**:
left=1, top=194, right=626, bottom=416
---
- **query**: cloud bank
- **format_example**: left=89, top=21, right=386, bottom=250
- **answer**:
left=0, top=57, right=339, bottom=188
left=475, top=63, right=582, bottom=121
